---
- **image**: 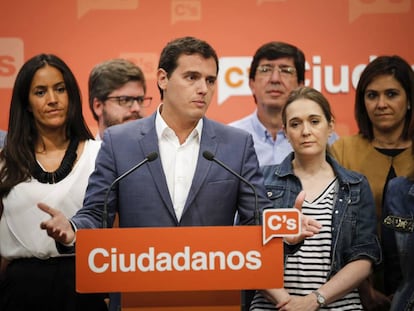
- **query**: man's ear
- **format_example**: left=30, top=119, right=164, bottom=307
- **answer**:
left=248, top=78, right=256, bottom=95
left=249, top=78, right=259, bottom=104
left=157, top=68, right=168, bottom=93
left=93, top=98, right=104, bottom=118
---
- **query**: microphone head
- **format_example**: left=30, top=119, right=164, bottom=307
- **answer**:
left=202, top=150, right=215, bottom=161
left=146, top=152, right=158, bottom=162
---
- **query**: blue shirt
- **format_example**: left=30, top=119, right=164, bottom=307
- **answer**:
left=229, top=110, right=339, bottom=166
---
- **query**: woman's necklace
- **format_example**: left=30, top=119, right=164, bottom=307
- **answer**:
left=373, top=137, right=411, bottom=149
left=32, top=138, right=80, bottom=184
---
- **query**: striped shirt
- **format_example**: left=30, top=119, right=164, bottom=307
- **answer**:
left=250, top=178, right=363, bottom=310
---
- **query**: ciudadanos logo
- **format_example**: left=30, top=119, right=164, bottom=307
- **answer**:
left=0, top=38, right=24, bottom=89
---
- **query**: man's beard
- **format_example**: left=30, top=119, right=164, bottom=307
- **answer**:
left=103, top=110, right=142, bottom=128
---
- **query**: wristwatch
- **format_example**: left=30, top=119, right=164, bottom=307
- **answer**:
left=313, top=290, right=326, bottom=307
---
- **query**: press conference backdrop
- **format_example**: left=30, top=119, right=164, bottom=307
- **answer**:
left=1, top=0, right=413, bottom=136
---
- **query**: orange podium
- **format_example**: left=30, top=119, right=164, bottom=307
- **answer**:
left=76, top=225, right=285, bottom=310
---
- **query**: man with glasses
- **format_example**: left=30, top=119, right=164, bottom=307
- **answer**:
left=88, top=58, right=151, bottom=310
left=230, top=42, right=337, bottom=166
left=88, top=58, right=151, bottom=140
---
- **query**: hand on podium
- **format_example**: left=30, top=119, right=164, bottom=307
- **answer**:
left=38, top=202, right=76, bottom=245
left=283, top=191, right=322, bottom=245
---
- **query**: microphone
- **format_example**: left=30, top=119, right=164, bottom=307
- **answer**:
left=102, top=152, right=158, bottom=228
left=202, top=150, right=260, bottom=225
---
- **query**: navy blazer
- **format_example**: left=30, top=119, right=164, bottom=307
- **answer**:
left=72, top=113, right=271, bottom=229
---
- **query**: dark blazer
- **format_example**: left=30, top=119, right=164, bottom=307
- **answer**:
left=383, top=176, right=414, bottom=311
left=72, top=113, right=271, bottom=229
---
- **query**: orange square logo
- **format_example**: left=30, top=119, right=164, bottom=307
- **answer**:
left=263, top=209, right=300, bottom=245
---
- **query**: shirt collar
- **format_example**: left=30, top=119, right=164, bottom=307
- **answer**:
left=252, top=110, right=285, bottom=140
left=155, top=104, right=203, bottom=142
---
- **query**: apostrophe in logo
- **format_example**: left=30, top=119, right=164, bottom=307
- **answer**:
left=77, top=0, right=139, bottom=19
left=0, top=38, right=24, bottom=89
left=257, top=0, right=286, bottom=5
left=349, top=0, right=411, bottom=22
left=262, top=209, right=300, bottom=245
left=171, top=0, right=201, bottom=24
left=119, top=52, right=158, bottom=80
left=217, top=57, right=252, bottom=105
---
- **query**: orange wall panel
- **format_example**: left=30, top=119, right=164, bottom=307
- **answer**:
left=1, top=0, right=413, bottom=136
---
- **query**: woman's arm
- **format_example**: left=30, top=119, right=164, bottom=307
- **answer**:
left=261, top=288, right=291, bottom=307
left=278, top=259, right=372, bottom=311
left=316, top=259, right=372, bottom=304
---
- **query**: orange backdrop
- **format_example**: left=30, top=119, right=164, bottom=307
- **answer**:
left=1, top=0, right=413, bottom=136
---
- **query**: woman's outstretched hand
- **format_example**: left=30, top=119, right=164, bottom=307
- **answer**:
left=284, top=191, right=322, bottom=245
left=38, top=203, right=76, bottom=245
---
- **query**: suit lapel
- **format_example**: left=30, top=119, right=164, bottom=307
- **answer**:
left=138, top=114, right=177, bottom=222
left=182, top=118, right=218, bottom=217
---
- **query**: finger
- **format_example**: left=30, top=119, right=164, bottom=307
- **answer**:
left=301, top=225, right=320, bottom=236
left=307, top=217, right=322, bottom=230
left=293, top=191, right=306, bottom=211
left=38, top=202, right=57, bottom=216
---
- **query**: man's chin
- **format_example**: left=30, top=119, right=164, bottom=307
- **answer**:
left=123, top=116, right=143, bottom=123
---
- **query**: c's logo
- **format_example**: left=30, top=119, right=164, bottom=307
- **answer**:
left=263, top=209, right=300, bottom=245
left=0, top=38, right=24, bottom=89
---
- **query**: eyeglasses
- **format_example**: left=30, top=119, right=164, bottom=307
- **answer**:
left=256, top=65, right=296, bottom=78
left=104, top=96, right=152, bottom=108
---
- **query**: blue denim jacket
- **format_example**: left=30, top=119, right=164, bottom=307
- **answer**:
left=262, top=153, right=381, bottom=279
left=383, top=176, right=414, bottom=311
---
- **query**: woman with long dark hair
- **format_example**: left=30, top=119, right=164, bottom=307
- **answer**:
left=0, top=54, right=107, bottom=310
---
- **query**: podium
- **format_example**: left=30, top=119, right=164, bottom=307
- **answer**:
left=76, top=225, right=284, bottom=310
left=121, top=291, right=241, bottom=310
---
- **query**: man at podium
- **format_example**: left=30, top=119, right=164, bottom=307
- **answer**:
left=40, top=36, right=273, bottom=243
left=39, top=36, right=321, bottom=311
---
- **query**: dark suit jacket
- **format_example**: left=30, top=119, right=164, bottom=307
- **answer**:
left=72, top=114, right=271, bottom=229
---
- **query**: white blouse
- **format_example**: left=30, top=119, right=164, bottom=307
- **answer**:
left=0, top=140, right=101, bottom=260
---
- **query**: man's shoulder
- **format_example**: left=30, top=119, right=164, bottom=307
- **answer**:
left=108, top=115, right=153, bottom=135
left=205, top=118, right=251, bottom=138
left=228, top=112, right=255, bottom=129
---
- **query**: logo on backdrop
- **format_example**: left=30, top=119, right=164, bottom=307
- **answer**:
left=77, top=0, right=139, bottom=19
left=257, top=0, right=286, bottom=4
left=217, top=55, right=382, bottom=105
left=349, top=0, right=411, bottom=22
left=120, top=52, right=159, bottom=80
left=0, top=38, right=24, bottom=89
left=171, top=0, right=202, bottom=24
